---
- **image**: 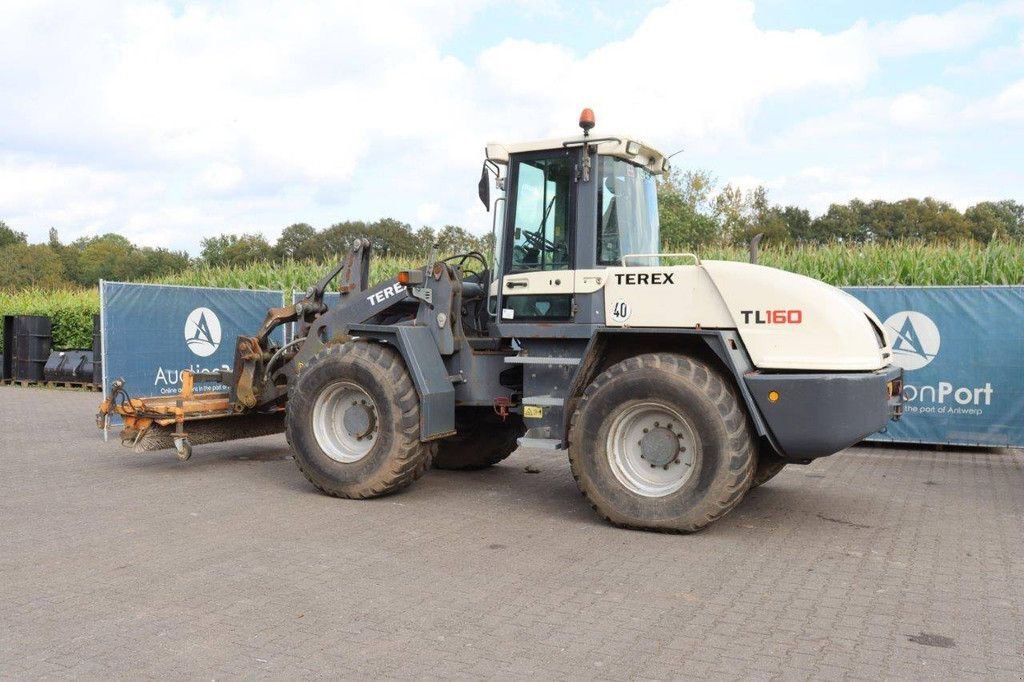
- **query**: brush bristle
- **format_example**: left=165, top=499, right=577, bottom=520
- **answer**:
left=126, top=413, right=286, bottom=453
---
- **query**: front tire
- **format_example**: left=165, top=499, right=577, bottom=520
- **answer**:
left=568, top=353, right=755, bottom=533
left=286, top=342, right=434, bottom=499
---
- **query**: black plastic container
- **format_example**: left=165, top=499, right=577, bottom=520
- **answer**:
left=0, top=316, right=10, bottom=381
left=4, top=315, right=52, bottom=382
left=44, top=349, right=96, bottom=383
left=92, top=314, right=102, bottom=387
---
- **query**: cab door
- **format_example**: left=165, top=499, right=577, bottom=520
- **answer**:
left=498, top=149, right=576, bottom=324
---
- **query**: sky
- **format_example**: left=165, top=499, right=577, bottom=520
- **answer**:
left=1, top=0, right=1022, bottom=256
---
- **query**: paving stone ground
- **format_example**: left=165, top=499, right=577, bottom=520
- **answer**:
left=1, top=386, right=1022, bottom=680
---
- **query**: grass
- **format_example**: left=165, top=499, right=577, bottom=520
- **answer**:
left=0, top=288, right=98, bottom=353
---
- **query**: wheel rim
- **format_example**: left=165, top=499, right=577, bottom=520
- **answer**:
left=312, top=381, right=378, bottom=463
left=606, top=401, right=698, bottom=497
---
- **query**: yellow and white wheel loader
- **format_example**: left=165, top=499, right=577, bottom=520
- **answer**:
left=99, top=110, right=902, bottom=532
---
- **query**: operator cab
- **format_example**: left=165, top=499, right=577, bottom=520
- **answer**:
left=480, top=109, right=669, bottom=333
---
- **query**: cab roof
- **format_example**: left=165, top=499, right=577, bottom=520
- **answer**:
left=484, top=135, right=669, bottom=175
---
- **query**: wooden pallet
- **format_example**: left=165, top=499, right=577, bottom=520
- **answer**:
left=1, top=378, right=35, bottom=387
left=0, top=378, right=101, bottom=391
left=0, top=379, right=42, bottom=388
left=47, top=380, right=102, bottom=392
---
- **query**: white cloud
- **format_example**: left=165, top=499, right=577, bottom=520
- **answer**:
left=196, top=163, right=246, bottom=195
left=479, top=1, right=873, bottom=142
left=984, top=78, right=1024, bottom=120
left=870, top=1, right=1024, bottom=57
left=774, top=86, right=961, bottom=153
left=945, top=28, right=1024, bottom=75
left=0, top=0, right=1022, bottom=255
left=886, top=87, right=958, bottom=127
left=416, top=203, right=441, bottom=225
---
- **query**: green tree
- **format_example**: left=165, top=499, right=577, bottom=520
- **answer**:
left=45, top=227, right=82, bottom=282
left=996, top=200, right=1024, bottom=238
left=201, top=233, right=274, bottom=266
left=367, top=218, right=422, bottom=257
left=414, top=226, right=436, bottom=253
left=810, top=200, right=870, bottom=243
left=778, top=206, right=813, bottom=242
left=858, top=200, right=901, bottom=240
left=435, top=225, right=482, bottom=254
left=75, top=234, right=141, bottom=284
left=0, top=221, right=28, bottom=249
left=314, top=221, right=370, bottom=261
left=876, top=198, right=969, bottom=241
left=737, top=186, right=788, bottom=246
left=965, top=201, right=1020, bottom=242
left=921, top=198, right=971, bottom=241
left=0, top=244, right=66, bottom=289
left=714, top=184, right=753, bottom=245
left=200, top=235, right=233, bottom=265
left=275, top=223, right=317, bottom=260
left=316, top=218, right=424, bottom=259
left=138, top=247, right=190, bottom=277
left=477, top=231, right=496, bottom=260
left=657, top=169, right=721, bottom=248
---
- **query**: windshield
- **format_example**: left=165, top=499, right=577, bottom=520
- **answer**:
left=596, top=156, right=660, bottom=266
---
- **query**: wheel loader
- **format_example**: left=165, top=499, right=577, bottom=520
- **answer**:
left=98, top=109, right=903, bottom=532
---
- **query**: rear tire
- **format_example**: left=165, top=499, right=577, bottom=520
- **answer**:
left=433, top=409, right=524, bottom=470
left=286, top=342, right=434, bottom=498
left=568, top=353, right=755, bottom=533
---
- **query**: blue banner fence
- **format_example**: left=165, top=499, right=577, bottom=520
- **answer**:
left=100, top=282, right=285, bottom=424
left=845, top=286, right=1024, bottom=447
left=99, top=281, right=1023, bottom=447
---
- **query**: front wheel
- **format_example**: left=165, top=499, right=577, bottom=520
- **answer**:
left=568, top=353, right=755, bottom=533
left=286, top=342, right=434, bottom=499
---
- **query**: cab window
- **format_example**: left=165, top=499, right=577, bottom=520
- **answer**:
left=509, top=154, right=572, bottom=272
left=596, top=156, right=660, bottom=266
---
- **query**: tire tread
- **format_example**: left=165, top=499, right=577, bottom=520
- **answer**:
left=567, top=352, right=755, bottom=533
left=287, top=342, right=434, bottom=499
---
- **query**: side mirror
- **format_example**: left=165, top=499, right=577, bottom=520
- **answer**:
left=478, top=163, right=490, bottom=211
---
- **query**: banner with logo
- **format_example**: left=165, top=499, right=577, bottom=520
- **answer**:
left=100, top=282, right=284, bottom=423
left=845, top=286, right=1024, bottom=447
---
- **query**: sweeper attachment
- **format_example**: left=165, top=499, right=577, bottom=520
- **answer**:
left=99, top=110, right=903, bottom=532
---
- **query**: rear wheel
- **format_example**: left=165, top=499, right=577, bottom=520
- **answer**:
left=286, top=342, right=433, bottom=498
left=568, top=353, right=755, bottom=533
left=433, top=409, right=524, bottom=470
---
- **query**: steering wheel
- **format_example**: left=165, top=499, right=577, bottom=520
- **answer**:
left=522, top=227, right=556, bottom=252
left=521, top=195, right=559, bottom=252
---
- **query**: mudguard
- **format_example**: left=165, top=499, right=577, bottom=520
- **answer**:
left=346, top=324, right=456, bottom=441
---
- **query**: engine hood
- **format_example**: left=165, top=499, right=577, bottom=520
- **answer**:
left=701, top=260, right=890, bottom=371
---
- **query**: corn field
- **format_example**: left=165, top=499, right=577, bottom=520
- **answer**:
left=160, top=241, right=1024, bottom=290
left=1, top=241, right=1022, bottom=352
left=154, top=258, right=419, bottom=291
left=696, top=241, right=1024, bottom=287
